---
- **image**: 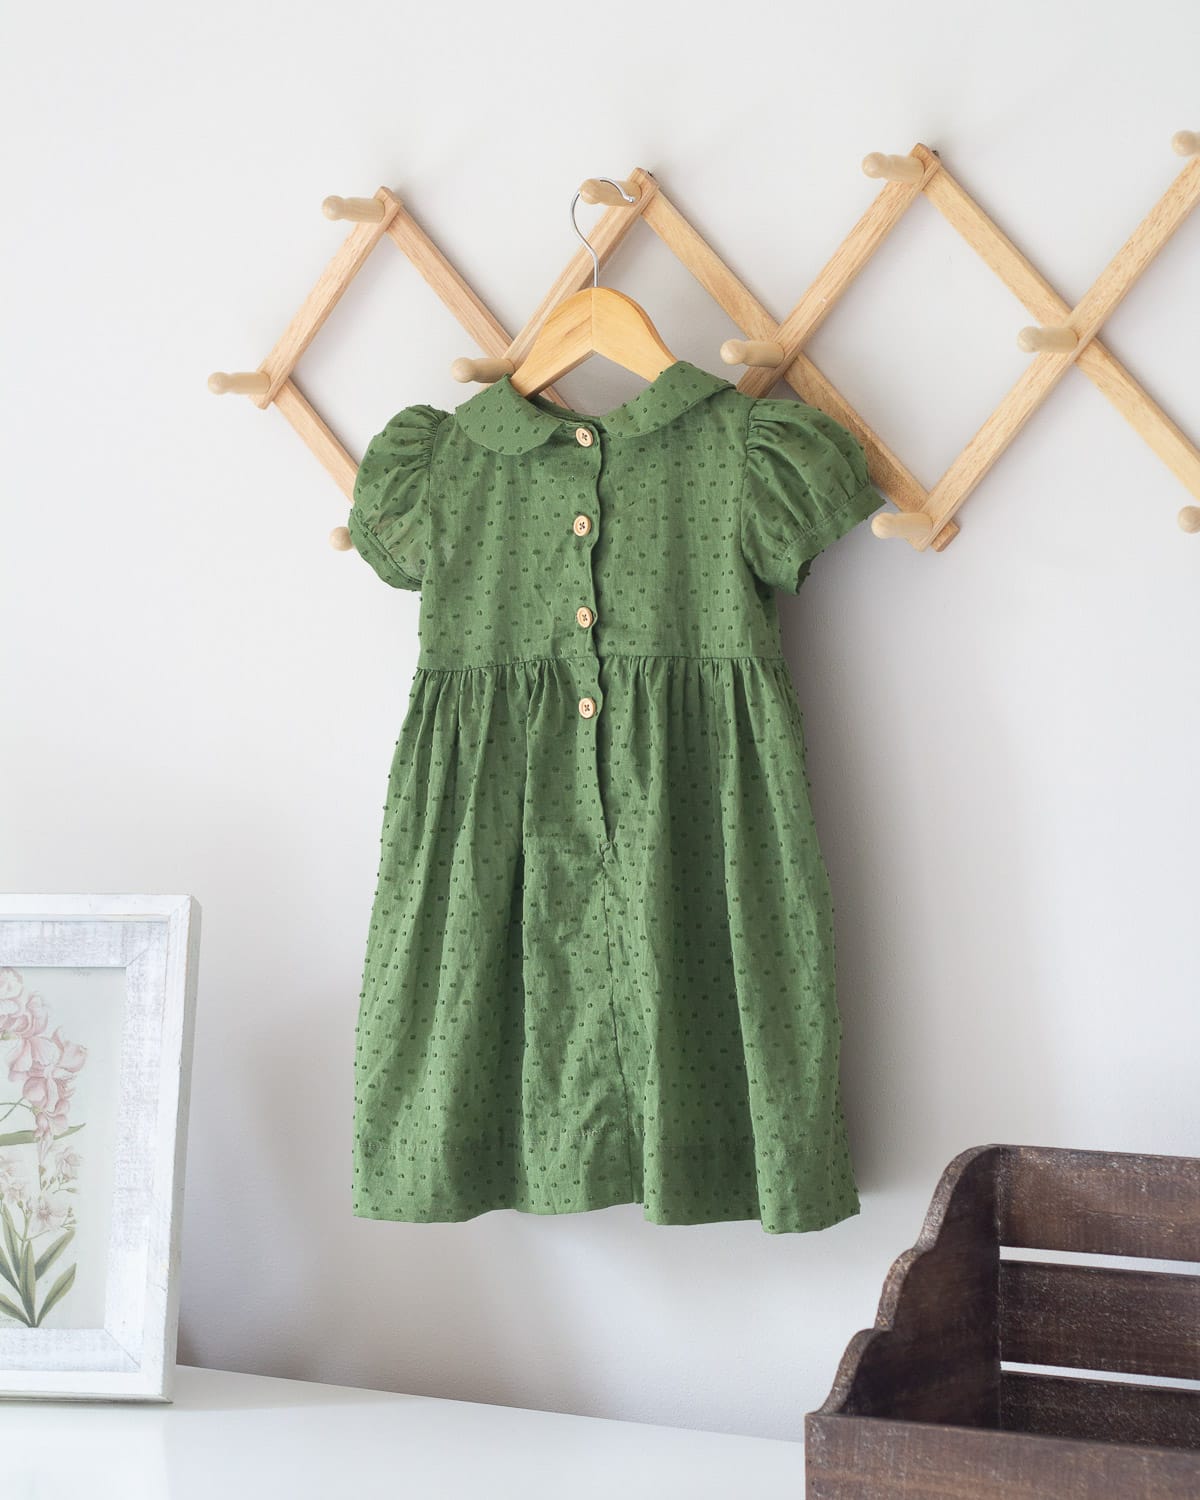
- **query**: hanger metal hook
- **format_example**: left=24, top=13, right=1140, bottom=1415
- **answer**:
left=570, top=178, right=637, bottom=288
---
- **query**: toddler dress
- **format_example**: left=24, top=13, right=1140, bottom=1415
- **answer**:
left=347, top=358, right=883, bottom=1233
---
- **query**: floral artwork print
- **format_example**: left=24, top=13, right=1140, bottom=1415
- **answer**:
left=0, top=967, right=86, bottom=1327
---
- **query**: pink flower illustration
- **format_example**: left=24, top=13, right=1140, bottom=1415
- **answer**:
left=0, top=968, right=85, bottom=1327
left=3, top=994, right=53, bottom=1082
left=30, top=1195, right=70, bottom=1234
left=54, top=1147, right=82, bottom=1183
left=19, top=1031, right=86, bottom=1156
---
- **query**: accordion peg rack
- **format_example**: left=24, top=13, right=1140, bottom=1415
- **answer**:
left=210, top=136, right=1200, bottom=556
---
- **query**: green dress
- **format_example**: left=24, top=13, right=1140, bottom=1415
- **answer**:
left=347, top=358, right=883, bottom=1234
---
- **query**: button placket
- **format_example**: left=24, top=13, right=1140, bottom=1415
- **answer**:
left=567, top=420, right=607, bottom=841
left=568, top=423, right=601, bottom=674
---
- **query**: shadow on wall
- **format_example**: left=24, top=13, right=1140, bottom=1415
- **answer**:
left=776, top=579, right=1062, bottom=1200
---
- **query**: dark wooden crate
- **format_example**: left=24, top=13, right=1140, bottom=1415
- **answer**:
left=806, top=1144, right=1200, bottom=1498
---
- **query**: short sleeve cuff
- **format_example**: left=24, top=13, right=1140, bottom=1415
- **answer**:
left=347, top=503, right=423, bottom=591
left=771, top=479, right=884, bottom=590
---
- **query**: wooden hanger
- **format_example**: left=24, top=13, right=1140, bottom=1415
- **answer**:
left=508, top=179, right=677, bottom=396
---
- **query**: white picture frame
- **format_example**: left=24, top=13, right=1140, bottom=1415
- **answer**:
left=0, top=894, right=199, bottom=1401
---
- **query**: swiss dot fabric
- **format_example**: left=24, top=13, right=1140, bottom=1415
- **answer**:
left=347, top=359, right=883, bottom=1233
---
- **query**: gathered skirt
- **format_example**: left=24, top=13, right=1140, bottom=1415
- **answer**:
left=351, top=652, right=860, bottom=1233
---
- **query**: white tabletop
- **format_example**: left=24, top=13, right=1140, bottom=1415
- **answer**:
left=3, top=1365, right=807, bottom=1498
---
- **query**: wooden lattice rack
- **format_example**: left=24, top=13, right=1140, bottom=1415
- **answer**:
left=210, top=136, right=1200, bottom=553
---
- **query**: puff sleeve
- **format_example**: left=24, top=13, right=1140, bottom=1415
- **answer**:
left=739, top=399, right=884, bottom=592
left=347, top=403, right=449, bottom=590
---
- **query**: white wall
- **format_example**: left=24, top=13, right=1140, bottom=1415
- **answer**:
left=3, top=0, right=1198, bottom=1443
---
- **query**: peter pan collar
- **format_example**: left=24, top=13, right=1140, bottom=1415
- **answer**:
left=454, top=358, right=735, bottom=454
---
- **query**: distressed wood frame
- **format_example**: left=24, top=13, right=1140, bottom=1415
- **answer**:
left=0, top=895, right=199, bottom=1401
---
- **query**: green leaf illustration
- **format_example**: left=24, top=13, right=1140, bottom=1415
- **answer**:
left=0, top=1290, right=31, bottom=1326
left=1, top=1201, right=21, bottom=1278
left=35, top=1228, right=74, bottom=1280
left=0, top=1123, right=84, bottom=1150
left=35, top=1263, right=76, bottom=1326
left=18, top=1240, right=36, bottom=1323
left=0, top=1240, right=18, bottom=1294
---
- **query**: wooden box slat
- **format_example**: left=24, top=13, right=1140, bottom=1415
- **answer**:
left=806, top=1413, right=1200, bottom=1500
left=1001, top=1371, right=1200, bottom=1450
left=1000, top=1259, right=1200, bottom=1380
left=998, top=1146, right=1200, bottom=1260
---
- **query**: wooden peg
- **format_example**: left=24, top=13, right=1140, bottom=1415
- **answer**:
left=322, top=195, right=386, bottom=223
left=872, top=510, right=934, bottom=544
left=1017, top=324, right=1079, bottom=353
left=1178, top=506, right=1200, bottom=533
left=1171, top=131, right=1200, bottom=156
left=862, top=152, right=924, bottom=184
left=578, top=178, right=641, bottom=206
left=208, top=370, right=271, bottom=396
left=720, top=338, right=785, bottom=368
left=450, top=355, right=516, bottom=383
left=330, top=525, right=353, bottom=551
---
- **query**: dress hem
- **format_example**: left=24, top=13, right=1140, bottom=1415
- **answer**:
left=351, top=1194, right=861, bottom=1236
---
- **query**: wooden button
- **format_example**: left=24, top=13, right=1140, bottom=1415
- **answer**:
left=578, top=696, right=597, bottom=719
left=572, top=514, right=592, bottom=536
left=574, top=426, right=594, bottom=447
left=575, top=606, right=594, bottom=629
